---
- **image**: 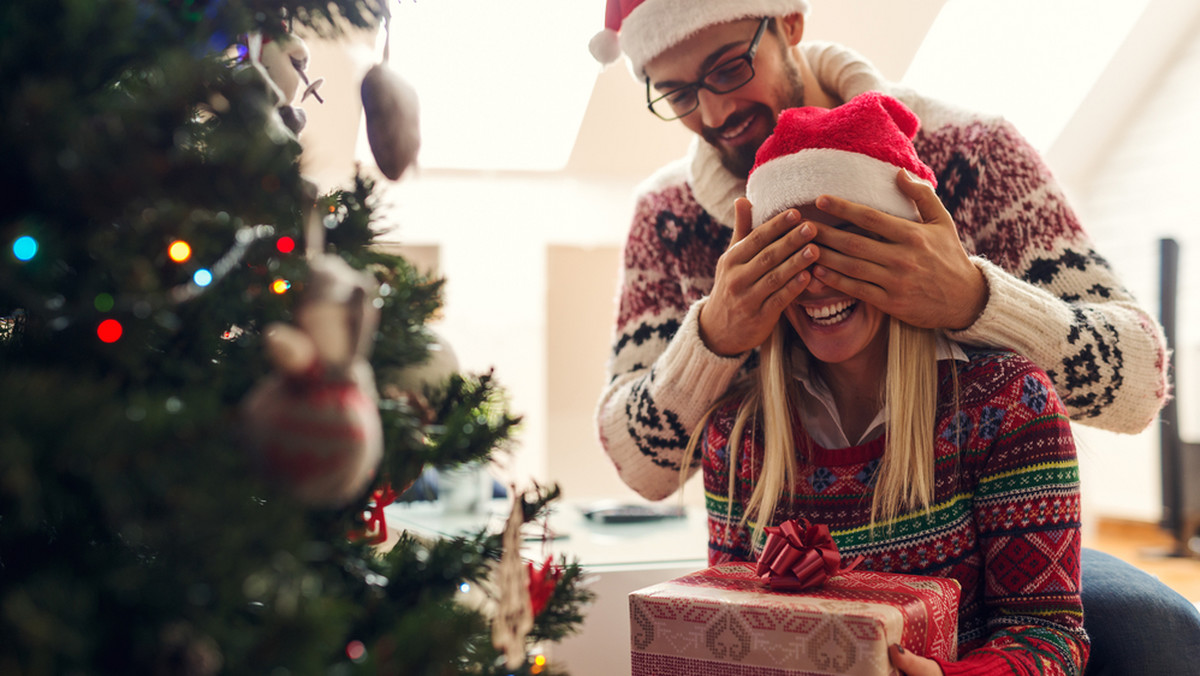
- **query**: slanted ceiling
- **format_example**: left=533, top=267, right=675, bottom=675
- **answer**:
left=299, top=0, right=1200, bottom=189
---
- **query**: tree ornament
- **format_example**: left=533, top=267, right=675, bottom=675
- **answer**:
left=491, top=489, right=534, bottom=669
left=527, top=556, right=562, bottom=618
left=260, top=33, right=307, bottom=102
left=361, top=16, right=421, bottom=180
left=349, top=484, right=399, bottom=545
left=245, top=30, right=325, bottom=137
left=240, top=207, right=383, bottom=508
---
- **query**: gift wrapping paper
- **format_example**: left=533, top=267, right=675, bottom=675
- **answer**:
left=630, top=562, right=959, bottom=676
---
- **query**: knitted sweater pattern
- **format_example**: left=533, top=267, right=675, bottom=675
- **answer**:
left=598, top=42, right=1168, bottom=501
left=702, top=348, right=1089, bottom=675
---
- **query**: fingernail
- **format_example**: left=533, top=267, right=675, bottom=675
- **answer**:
left=801, top=245, right=816, bottom=261
left=795, top=271, right=809, bottom=283
left=895, top=644, right=906, bottom=654
left=786, top=210, right=800, bottom=223
left=813, top=265, right=826, bottom=277
left=902, top=168, right=916, bottom=181
left=800, top=223, right=813, bottom=237
left=815, top=196, right=830, bottom=209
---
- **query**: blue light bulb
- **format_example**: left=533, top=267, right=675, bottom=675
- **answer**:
left=13, top=236, right=37, bottom=261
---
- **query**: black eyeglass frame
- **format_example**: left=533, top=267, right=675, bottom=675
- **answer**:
left=645, top=17, right=771, bottom=122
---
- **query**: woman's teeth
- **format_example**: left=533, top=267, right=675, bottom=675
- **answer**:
left=805, top=300, right=856, bottom=326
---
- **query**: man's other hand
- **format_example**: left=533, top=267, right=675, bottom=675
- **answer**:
left=808, top=170, right=987, bottom=331
left=698, top=198, right=818, bottom=356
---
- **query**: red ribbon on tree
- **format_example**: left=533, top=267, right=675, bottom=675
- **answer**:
left=350, top=484, right=399, bottom=545
left=527, top=556, right=562, bottom=617
left=755, top=518, right=862, bottom=591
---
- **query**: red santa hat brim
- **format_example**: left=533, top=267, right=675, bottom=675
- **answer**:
left=592, top=0, right=811, bottom=77
left=748, top=148, right=924, bottom=228
left=746, top=93, right=937, bottom=228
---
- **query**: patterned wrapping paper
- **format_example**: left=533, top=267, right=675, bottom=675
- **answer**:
left=630, top=562, right=960, bottom=676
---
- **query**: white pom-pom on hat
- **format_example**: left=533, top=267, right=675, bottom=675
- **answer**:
left=589, top=28, right=622, bottom=66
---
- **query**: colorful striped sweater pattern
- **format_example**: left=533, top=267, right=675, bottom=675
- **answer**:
left=701, top=348, right=1089, bottom=675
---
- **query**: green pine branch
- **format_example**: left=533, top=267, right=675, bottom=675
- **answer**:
left=1, top=2, right=592, bottom=673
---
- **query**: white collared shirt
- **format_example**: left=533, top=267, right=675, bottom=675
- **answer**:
left=791, top=336, right=969, bottom=448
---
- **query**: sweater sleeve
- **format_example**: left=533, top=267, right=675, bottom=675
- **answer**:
left=939, top=119, right=1167, bottom=435
left=938, top=364, right=1089, bottom=676
left=596, top=187, right=749, bottom=501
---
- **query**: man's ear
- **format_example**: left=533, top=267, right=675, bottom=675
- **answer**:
left=778, top=13, right=805, bottom=47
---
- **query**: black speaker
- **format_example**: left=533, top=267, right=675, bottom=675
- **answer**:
left=1158, top=237, right=1200, bottom=557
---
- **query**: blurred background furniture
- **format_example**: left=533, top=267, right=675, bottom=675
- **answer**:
left=1157, top=237, right=1200, bottom=558
left=385, top=497, right=708, bottom=676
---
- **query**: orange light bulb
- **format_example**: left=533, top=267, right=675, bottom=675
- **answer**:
left=168, top=240, right=192, bottom=263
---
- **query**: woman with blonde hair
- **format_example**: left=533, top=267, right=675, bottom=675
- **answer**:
left=692, top=92, right=1088, bottom=675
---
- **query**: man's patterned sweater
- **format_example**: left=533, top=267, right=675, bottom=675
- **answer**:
left=597, top=42, right=1168, bottom=500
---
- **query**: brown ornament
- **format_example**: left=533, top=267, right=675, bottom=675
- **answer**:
left=361, top=63, right=421, bottom=181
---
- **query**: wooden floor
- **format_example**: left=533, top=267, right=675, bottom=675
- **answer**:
left=1091, top=518, right=1200, bottom=603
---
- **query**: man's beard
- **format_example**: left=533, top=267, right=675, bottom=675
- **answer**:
left=702, top=58, right=806, bottom=179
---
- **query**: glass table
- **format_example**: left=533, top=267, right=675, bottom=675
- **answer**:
left=384, top=497, right=710, bottom=675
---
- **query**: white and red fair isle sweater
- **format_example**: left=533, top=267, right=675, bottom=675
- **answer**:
left=703, top=348, right=1089, bottom=675
left=597, top=42, right=1169, bottom=501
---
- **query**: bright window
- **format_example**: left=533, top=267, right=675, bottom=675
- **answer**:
left=902, top=0, right=1149, bottom=151
left=361, top=1, right=601, bottom=171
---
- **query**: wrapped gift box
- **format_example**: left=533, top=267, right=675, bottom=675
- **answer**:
left=629, top=562, right=959, bottom=676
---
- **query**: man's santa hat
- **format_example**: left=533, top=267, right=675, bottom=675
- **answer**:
left=746, top=92, right=938, bottom=228
left=589, top=0, right=810, bottom=78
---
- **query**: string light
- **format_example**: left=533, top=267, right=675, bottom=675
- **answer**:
left=13, top=236, right=38, bottom=261
left=345, top=640, right=366, bottom=663
left=171, top=225, right=274, bottom=303
left=270, top=278, right=290, bottom=294
left=459, top=582, right=471, bottom=593
left=94, top=293, right=115, bottom=312
left=276, top=236, right=295, bottom=254
left=168, top=240, right=192, bottom=263
left=97, top=319, right=123, bottom=343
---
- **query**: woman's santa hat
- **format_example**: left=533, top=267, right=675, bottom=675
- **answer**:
left=589, top=0, right=810, bottom=78
left=746, top=92, right=938, bottom=228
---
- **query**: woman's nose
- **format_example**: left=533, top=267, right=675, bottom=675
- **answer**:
left=799, top=268, right=831, bottom=296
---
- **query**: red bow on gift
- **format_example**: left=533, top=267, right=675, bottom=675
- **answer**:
left=755, top=518, right=862, bottom=591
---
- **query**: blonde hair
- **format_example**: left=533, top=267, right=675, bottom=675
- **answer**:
left=683, top=316, right=955, bottom=546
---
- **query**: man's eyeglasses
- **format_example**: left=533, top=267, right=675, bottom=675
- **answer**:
left=646, top=18, right=770, bottom=122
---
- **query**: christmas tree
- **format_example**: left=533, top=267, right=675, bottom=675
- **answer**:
left=0, top=2, right=590, bottom=674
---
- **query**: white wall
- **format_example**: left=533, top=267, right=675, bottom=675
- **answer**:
left=1064, top=16, right=1200, bottom=521
left=371, top=171, right=652, bottom=491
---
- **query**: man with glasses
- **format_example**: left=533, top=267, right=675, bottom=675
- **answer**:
left=590, top=1, right=1200, bottom=674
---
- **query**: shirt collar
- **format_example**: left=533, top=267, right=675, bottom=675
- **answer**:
left=790, top=334, right=967, bottom=448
